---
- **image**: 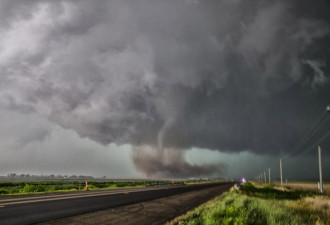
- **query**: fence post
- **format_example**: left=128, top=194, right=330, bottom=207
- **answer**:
left=85, top=178, right=88, bottom=191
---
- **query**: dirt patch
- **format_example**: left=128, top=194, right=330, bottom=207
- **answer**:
left=38, top=183, right=232, bottom=225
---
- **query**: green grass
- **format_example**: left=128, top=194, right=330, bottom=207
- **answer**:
left=240, top=182, right=317, bottom=200
left=175, top=182, right=329, bottom=225
left=184, top=180, right=221, bottom=185
left=0, top=180, right=184, bottom=195
left=0, top=182, right=85, bottom=194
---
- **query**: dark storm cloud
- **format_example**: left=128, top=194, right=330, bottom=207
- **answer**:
left=0, top=0, right=329, bottom=176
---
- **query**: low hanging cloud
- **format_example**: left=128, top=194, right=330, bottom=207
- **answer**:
left=0, top=0, right=329, bottom=177
left=133, top=146, right=224, bottom=178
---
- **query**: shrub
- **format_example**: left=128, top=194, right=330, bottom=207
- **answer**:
left=0, top=188, right=9, bottom=194
left=20, top=184, right=46, bottom=193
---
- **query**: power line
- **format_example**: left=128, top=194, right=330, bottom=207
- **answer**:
left=282, top=130, right=330, bottom=167
left=290, top=116, right=330, bottom=155
left=254, top=105, right=330, bottom=182
left=284, top=110, right=329, bottom=159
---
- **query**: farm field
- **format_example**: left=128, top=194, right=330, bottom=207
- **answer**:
left=274, top=181, right=330, bottom=195
left=170, top=182, right=330, bottom=225
left=0, top=177, right=218, bottom=195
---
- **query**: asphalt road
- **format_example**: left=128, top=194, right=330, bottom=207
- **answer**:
left=0, top=182, right=232, bottom=225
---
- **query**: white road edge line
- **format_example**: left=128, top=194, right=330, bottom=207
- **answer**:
left=0, top=186, right=166, bottom=203
left=0, top=186, right=184, bottom=206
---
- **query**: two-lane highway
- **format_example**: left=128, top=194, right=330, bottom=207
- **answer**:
left=0, top=182, right=233, bottom=225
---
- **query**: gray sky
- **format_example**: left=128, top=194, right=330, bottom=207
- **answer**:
left=0, top=0, right=329, bottom=180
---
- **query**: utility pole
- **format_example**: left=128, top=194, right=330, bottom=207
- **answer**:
left=264, top=171, right=266, bottom=183
left=280, top=159, right=283, bottom=187
left=268, top=168, right=271, bottom=184
left=318, top=146, right=323, bottom=193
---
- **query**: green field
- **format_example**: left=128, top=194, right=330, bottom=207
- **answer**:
left=0, top=179, right=184, bottom=195
left=171, top=182, right=330, bottom=225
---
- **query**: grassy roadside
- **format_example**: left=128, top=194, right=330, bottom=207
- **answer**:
left=0, top=179, right=221, bottom=196
left=0, top=180, right=184, bottom=195
left=169, top=182, right=330, bottom=225
left=184, top=180, right=223, bottom=185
